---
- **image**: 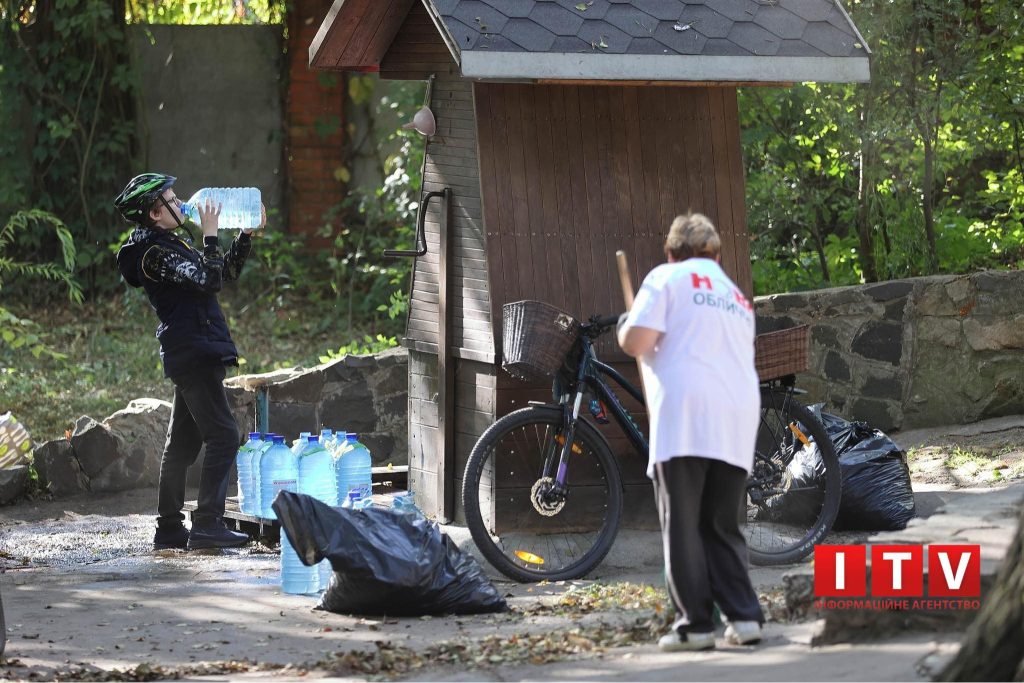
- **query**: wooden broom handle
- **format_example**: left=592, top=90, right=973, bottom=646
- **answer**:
left=616, top=250, right=636, bottom=310
left=615, top=250, right=649, bottom=404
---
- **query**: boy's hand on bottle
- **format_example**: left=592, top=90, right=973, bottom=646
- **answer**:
left=243, top=203, right=266, bottom=236
left=198, top=198, right=221, bottom=237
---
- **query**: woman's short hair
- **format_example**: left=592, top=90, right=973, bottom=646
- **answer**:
left=664, top=213, right=721, bottom=261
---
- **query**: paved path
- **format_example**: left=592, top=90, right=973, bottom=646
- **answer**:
left=1, top=478, right=1020, bottom=681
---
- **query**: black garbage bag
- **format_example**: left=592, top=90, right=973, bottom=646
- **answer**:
left=760, top=408, right=915, bottom=531
left=272, top=491, right=508, bottom=616
left=811, top=406, right=916, bottom=531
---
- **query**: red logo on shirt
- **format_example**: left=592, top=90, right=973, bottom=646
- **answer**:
left=733, top=289, right=753, bottom=312
left=691, top=273, right=713, bottom=290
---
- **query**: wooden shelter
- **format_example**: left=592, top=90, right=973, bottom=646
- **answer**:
left=310, top=0, right=870, bottom=522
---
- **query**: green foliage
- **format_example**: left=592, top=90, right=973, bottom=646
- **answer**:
left=0, top=0, right=138, bottom=299
left=0, top=210, right=82, bottom=357
left=126, top=0, right=284, bottom=24
left=742, top=0, right=1024, bottom=295
left=319, top=334, right=398, bottom=364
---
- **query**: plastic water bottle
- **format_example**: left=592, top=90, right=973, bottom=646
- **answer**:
left=341, top=485, right=373, bottom=510
left=180, top=187, right=263, bottom=231
left=392, top=491, right=421, bottom=518
left=335, top=433, right=373, bottom=502
left=245, top=433, right=277, bottom=516
left=291, top=431, right=312, bottom=452
left=259, top=435, right=296, bottom=520
left=235, top=432, right=262, bottom=515
left=281, top=529, right=319, bottom=595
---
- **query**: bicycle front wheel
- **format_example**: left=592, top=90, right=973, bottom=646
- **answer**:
left=462, top=406, right=624, bottom=583
left=745, top=389, right=842, bottom=565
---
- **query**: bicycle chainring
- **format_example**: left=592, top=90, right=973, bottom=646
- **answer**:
left=530, top=477, right=566, bottom=516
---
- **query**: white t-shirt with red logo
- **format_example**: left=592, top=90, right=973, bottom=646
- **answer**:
left=623, top=258, right=760, bottom=478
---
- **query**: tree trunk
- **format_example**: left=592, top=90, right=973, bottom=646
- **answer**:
left=856, top=85, right=879, bottom=283
left=921, top=134, right=939, bottom=274
left=938, top=502, right=1024, bottom=681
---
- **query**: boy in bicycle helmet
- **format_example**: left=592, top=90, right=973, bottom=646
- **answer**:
left=114, top=172, right=263, bottom=552
left=617, top=212, right=764, bottom=652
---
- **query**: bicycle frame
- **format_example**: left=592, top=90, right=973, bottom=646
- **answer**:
left=547, top=335, right=648, bottom=489
left=545, top=332, right=802, bottom=492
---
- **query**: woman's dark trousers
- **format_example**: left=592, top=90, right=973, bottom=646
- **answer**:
left=654, top=456, right=765, bottom=634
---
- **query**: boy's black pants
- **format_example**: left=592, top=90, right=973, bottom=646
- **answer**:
left=654, top=456, right=765, bottom=634
left=157, top=364, right=239, bottom=530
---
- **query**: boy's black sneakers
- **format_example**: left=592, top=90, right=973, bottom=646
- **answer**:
left=153, top=525, right=190, bottom=550
left=186, top=524, right=250, bottom=550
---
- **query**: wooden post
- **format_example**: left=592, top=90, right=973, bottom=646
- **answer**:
left=436, top=188, right=455, bottom=522
left=615, top=250, right=649, bottom=401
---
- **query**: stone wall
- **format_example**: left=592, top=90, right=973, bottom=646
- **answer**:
left=223, top=348, right=408, bottom=467
left=756, top=269, right=1024, bottom=431
left=30, top=350, right=408, bottom=499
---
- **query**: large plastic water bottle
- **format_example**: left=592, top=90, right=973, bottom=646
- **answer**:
left=235, top=432, right=262, bottom=515
left=180, top=187, right=262, bottom=231
left=259, top=435, right=296, bottom=520
left=281, top=530, right=319, bottom=595
left=297, top=435, right=338, bottom=506
left=245, top=433, right=277, bottom=516
left=334, top=433, right=372, bottom=503
left=391, top=490, right=421, bottom=518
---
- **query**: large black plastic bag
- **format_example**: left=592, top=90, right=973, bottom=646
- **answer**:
left=810, top=406, right=916, bottom=531
left=272, top=491, right=508, bottom=616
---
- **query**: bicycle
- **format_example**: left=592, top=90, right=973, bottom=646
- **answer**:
left=462, top=304, right=842, bottom=583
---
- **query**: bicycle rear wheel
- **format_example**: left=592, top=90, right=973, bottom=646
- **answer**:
left=745, top=388, right=841, bottom=565
left=462, top=406, right=624, bottom=583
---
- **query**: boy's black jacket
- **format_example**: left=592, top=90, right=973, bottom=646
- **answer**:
left=116, top=224, right=251, bottom=378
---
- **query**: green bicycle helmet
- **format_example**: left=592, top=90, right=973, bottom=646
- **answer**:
left=113, top=173, right=176, bottom=224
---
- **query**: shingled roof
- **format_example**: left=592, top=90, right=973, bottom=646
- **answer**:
left=310, top=0, right=870, bottom=82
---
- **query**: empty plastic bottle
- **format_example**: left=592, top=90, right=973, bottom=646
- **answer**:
left=335, top=433, right=372, bottom=502
left=259, top=435, right=296, bottom=520
left=180, top=187, right=263, bottom=231
left=235, top=432, right=262, bottom=515
left=341, top=485, right=373, bottom=510
left=391, top=490, right=421, bottom=518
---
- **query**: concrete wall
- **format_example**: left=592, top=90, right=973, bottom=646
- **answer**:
left=756, top=270, right=1024, bottom=431
left=130, top=25, right=285, bottom=219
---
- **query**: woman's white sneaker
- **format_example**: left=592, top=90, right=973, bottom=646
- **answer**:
left=657, top=631, right=716, bottom=652
left=724, top=621, right=762, bottom=645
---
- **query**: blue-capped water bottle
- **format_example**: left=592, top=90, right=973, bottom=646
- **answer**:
left=335, top=432, right=372, bottom=503
left=179, top=187, right=263, bottom=231
left=235, top=432, right=261, bottom=514
left=259, top=435, right=296, bottom=520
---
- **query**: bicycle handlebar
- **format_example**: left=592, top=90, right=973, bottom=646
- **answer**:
left=581, top=313, right=623, bottom=340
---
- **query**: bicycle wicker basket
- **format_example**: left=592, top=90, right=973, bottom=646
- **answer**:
left=502, top=300, right=581, bottom=382
left=754, top=324, right=810, bottom=381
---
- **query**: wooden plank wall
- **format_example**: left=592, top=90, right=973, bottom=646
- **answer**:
left=407, top=349, right=496, bottom=521
left=474, top=83, right=750, bottom=529
left=381, top=2, right=494, bottom=359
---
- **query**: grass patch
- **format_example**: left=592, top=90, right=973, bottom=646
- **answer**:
left=0, top=293, right=398, bottom=443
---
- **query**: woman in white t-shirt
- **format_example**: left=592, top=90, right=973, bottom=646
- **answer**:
left=618, top=213, right=765, bottom=652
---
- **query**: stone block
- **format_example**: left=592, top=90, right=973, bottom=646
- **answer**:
left=33, top=439, right=89, bottom=497
left=851, top=321, right=904, bottom=365
left=916, top=281, right=959, bottom=316
left=320, top=391, right=377, bottom=433
left=883, top=298, right=908, bottom=322
left=944, top=276, right=974, bottom=304
left=916, top=316, right=961, bottom=348
left=267, top=401, right=318, bottom=441
left=755, top=315, right=800, bottom=334
left=860, top=374, right=903, bottom=402
left=0, top=465, right=29, bottom=504
left=272, top=368, right=326, bottom=404
left=102, top=398, right=172, bottom=489
left=360, top=432, right=397, bottom=466
left=823, top=351, right=851, bottom=382
left=70, top=418, right=123, bottom=479
left=864, top=281, right=914, bottom=302
left=811, top=324, right=839, bottom=349
left=963, top=316, right=1024, bottom=351
left=849, top=397, right=898, bottom=431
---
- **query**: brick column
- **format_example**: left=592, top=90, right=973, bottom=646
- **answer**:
left=286, top=0, right=345, bottom=245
